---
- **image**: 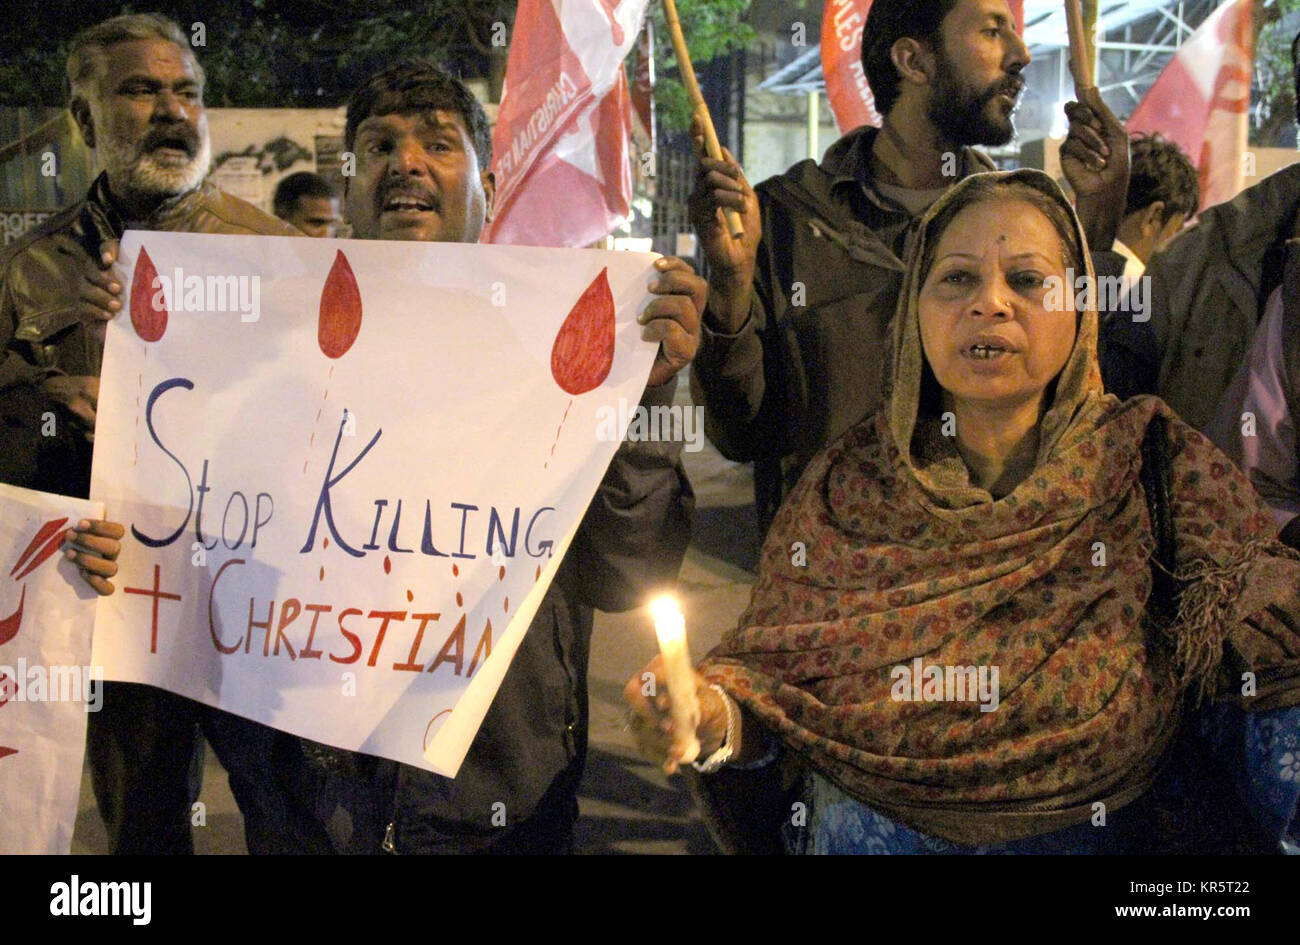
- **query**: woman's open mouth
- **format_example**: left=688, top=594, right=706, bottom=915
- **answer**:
left=965, top=343, right=1010, bottom=361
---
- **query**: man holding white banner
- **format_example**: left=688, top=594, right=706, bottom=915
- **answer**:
left=288, top=61, right=701, bottom=854
left=0, top=13, right=309, bottom=855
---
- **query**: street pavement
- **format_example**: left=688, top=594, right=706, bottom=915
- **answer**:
left=72, top=375, right=762, bottom=854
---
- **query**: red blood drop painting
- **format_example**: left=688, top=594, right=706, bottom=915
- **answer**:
left=551, top=268, right=615, bottom=395
left=129, top=246, right=168, bottom=342
left=319, top=250, right=363, bottom=359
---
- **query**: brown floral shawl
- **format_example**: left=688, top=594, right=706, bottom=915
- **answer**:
left=701, top=169, right=1300, bottom=844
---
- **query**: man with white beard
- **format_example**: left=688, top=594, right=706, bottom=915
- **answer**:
left=0, top=13, right=310, bottom=854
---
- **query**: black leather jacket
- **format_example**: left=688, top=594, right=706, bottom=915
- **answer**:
left=0, top=172, right=296, bottom=384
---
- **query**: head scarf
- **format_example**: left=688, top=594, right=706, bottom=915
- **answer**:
left=702, top=169, right=1300, bottom=844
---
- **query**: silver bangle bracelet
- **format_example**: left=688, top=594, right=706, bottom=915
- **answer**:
left=691, top=684, right=738, bottom=774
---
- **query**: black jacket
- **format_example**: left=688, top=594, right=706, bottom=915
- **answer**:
left=689, top=128, right=994, bottom=533
left=309, top=379, right=695, bottom=854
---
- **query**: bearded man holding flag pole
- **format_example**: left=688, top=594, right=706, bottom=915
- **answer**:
left=688, top=0, right=1132, bottom=538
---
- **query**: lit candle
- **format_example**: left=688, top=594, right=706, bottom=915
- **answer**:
left=650, top=595, right=700, bottom=764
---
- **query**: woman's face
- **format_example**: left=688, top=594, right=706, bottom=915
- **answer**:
left=918, top=197, right=1077, bottom=415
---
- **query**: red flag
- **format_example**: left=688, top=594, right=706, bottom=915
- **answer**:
left=821, top=0, right=880, bottom=134
left=1127, top=0, right=1254, bottom=212
left=485, top=0, right=647, bottom=247
left=821, top=0, right=1024, bottom=135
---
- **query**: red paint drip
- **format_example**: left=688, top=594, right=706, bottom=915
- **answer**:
left=456, top=592, right=463, bottom=607
left=383, top=555, right=391, bottom=574
left=545, top=400, right=573, bottom=469
left=129, top=246, right=168, bottom=341
left=504, top=596, right=509, bottom=612
left=452, top=564, right=459, bottom=577
left=323, top=537, right=330, bottom=549
left=0, top=669, right=14, bottom=760
left=318, top=566, right=324, bottom=581
left=318, top=250, right=363, bottom=358
left=134, top=373, right=142, bottom=467
left=498, top=566, right=506, bottom=581
left=406, top=589, right=413, bottom=603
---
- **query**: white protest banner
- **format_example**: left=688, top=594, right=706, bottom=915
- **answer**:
left=91, top=232, right=659, bottom=775
left=0, top=482, right=103, bottom=854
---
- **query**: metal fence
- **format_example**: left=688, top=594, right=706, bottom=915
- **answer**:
left=649, top=140, right=696, bottom=261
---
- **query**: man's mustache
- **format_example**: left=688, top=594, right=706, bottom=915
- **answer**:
left=987, top=75, right=1025, bottom=103
left=140, top=124, right=200, bottom=157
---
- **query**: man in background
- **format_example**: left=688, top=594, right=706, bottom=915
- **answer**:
left=1112, top=133, right=1199, bottom=280
left=1101, top=34, right=1300, bottom=414
left=273, top=171, right=340, bottom=237
left=688, top=0, right=1129, bottom=534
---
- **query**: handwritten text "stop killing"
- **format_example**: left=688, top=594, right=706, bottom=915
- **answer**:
left=129, top=377, right=558, bottom=562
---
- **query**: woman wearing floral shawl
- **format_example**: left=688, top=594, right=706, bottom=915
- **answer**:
left=627, top=169, right=1300, bottom=854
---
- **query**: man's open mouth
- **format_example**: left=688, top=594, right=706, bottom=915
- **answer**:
left=148, top=136, right=194, bottom=158
left=994, top=82, right=1024, bottom=105
left=382, top=196, right=437, bottom=213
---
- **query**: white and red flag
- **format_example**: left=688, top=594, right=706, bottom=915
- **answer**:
left=1127, top=0, right=1255, bottom=212
left=485, top=0, right=649, bottom=247
left=821, top=0, right=880, bottom=135
left=821, top=0, right=1023, bottom=135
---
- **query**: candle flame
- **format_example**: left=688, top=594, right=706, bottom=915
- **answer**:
left=649, top=594, right=681, bottom=626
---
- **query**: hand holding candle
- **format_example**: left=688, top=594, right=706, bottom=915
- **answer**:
left=650, top=595, right=701, bottom=764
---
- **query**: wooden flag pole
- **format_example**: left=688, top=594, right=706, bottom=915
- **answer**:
left=1081, top=0, right=1099, bottom=89
left=661, top=0, right=745, bottom=240
left=1064, top=0, right=1095, bottom=92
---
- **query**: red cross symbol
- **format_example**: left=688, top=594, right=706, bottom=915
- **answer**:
left=124, top=564, right=182, bottom=654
